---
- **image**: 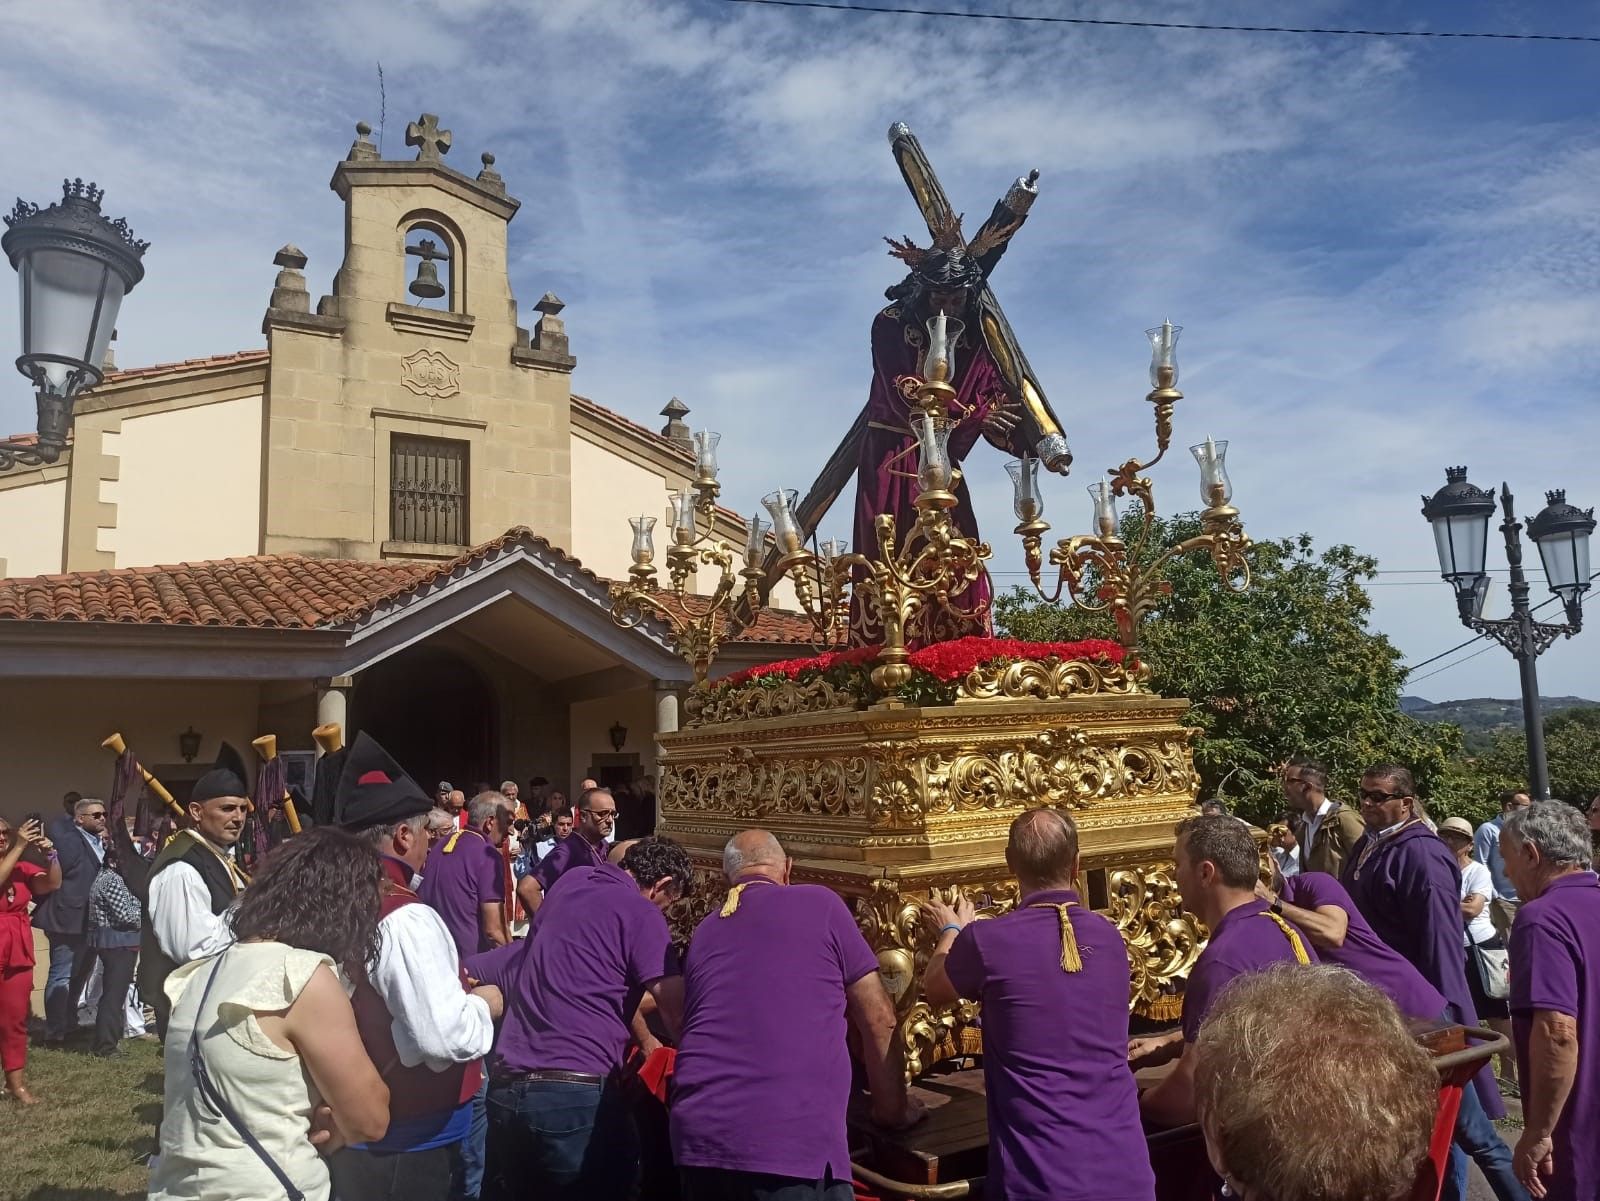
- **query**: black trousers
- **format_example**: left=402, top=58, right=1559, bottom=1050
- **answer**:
left=329, top=1142, right=458, bottom=1201
left=91, top=947, right=138, bottom=1056
left=679, top=1166, right=854, bottom=1201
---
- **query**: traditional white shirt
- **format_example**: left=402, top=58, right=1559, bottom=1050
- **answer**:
left=149, top=838, right=240, bottom=965
left=371, top=901, right=494, bottom=1070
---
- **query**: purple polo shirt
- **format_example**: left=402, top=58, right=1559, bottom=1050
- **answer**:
left=530, top=830, right=604, bottom=895
left=465, top=863, right=677, bottom=1078
left=1183, top=897, right=1319, bottom=1042
left=1280, top=872, right=1445, bottom=1019
left=670, top=880, right=877, bottom=1181
left=417, top=827, right=504, bottom=960
left=944, top=889, right=1154, bottom=1201
left=1509, top=871, right=1600, bottom=1201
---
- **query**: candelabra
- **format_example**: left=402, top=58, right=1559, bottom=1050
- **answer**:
left=1011, top=321, right=1252, bottom=670
left=768, top=312, right=994, bottom=691
left=608, top=429, right=767, bottom=684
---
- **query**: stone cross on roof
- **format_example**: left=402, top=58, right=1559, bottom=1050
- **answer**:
left=405, top=114, right=452, bottom=162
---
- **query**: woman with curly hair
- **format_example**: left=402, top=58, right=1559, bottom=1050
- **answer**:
left=151, top=827, right=391, bottom=1201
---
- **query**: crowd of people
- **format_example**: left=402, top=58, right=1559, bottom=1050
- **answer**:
left=1, top=745, right=1598, bottom=1201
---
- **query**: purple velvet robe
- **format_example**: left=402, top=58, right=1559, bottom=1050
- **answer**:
left=1341, top=821, right=1505, bottom=1118
left=849, top=308, right=1026, bottom=645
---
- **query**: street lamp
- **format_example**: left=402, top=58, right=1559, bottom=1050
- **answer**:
left=1, top=180, right=148, bottom=471
left=1422, top=467, right=1594, bottom=799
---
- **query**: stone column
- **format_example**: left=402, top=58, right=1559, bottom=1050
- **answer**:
left=314, top=675, right=354, bottom=757
left=653, top=681, right=681, bottom=831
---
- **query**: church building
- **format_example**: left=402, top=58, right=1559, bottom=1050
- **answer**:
left=0, top=114, right=811, bottom=817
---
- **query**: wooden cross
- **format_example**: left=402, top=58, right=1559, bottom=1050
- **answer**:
left=406, top=114, right=452, bottom=162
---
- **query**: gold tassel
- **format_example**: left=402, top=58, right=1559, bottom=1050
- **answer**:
left=442, top=830, right=464, bottom=854
left=1262, top=911, right=1311, bottom=965
left=719, top=882, right=749, bottom=918
left=1027, top=901, right=1082, bottom=972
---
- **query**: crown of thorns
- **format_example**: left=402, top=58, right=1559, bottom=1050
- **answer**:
left=884, top=211, right=1007, bottom=268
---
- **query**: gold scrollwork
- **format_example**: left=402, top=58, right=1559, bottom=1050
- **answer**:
left=869, top=730, right=1197, bottom=829
left=665, top=864, right=729, bottom=944
left=1107, top=861, right=1204, bottom=1021
left=684, top=675, right=863, bottom=728
left=661, top=749, right=871, bottom=820
left=956, top=656, right=1144, bottom=703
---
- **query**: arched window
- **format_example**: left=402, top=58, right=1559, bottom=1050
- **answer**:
left=402, top=219, right=457, bottom=312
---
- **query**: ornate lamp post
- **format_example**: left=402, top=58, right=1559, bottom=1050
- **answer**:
left=1012, top=321, right=1251, bottom=671
left=1422, top=468, right=1594, bottom=799
left=1, top=180, right=149, bottom=471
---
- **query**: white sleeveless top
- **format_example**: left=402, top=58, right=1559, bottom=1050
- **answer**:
left=150, top=942, right=336, bottom=1201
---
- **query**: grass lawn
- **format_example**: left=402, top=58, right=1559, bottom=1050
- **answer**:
left=3, top=1036, right=163, bottom=1201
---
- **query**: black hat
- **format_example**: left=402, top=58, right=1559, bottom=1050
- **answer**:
left=190, top=742, right=249, bottom=804
left=334, top=732, right=432, bottom=830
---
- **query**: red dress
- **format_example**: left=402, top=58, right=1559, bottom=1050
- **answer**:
left=2, top=860, right=45, bottom=1072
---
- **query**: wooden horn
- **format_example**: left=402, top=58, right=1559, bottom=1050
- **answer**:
left=100, top=732, right=185, bottom=819
left=312, top=722, right=343, bottom=755
left=251, top=733, right=303, bottom=834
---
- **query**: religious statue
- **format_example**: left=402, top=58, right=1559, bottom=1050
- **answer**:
left=844, top=126, right=1075, bottom=644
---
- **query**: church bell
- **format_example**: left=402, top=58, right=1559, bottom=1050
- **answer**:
left=406, top=237, right=448, bottom=301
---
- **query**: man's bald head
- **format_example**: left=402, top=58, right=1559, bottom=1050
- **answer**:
left=1005, top=807, right=1080, bottom=892
left=723, top=829, right=788, bottom=883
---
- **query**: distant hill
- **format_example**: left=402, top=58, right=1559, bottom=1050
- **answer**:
left=1402, top=695, right=1600, bottom=751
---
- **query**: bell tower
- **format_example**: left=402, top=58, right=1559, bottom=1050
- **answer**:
left=261, top=114, right=576, bottom=560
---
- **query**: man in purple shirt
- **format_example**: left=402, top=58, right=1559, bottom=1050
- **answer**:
left=419, top=791, right=511, bottom=960
left=925, top=809, right=1154, bottom=1201
left=1137, top=814, right=1317, bottom=1128
left=1500, top=802, right=1600, bottom=1201
left=1340, top=764, right=1525, bottom=1201
left=515, top=785, right=615, bottom=918
left=466, top=836, right=689, bottom=1201
left=672, top=830, right=919, bottom=1200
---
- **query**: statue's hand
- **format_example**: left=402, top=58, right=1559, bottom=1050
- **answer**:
left=980, top=400, right=1021, bottom=449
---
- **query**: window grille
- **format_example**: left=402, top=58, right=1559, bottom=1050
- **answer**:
left=390, top=434, right=468, bottom=546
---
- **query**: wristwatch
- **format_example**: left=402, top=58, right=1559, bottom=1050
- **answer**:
left=1269, top=897, right=1285, bottom=917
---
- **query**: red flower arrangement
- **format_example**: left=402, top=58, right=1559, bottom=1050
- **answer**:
left=712, top=636, right=1126, bottom=703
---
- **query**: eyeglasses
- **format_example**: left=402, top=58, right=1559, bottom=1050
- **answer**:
left=82, top=812, right=107, bottom=820
left=584, top=809, right=617, bottom=821
left=1358, top=789, right=1412, bottom=804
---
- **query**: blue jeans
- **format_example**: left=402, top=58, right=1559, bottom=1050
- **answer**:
left=43, top=934, right=85, bottom=1039
left=454, top=1073, right=488, bottom=1200
left=485, top=1077, right=637, bottom=1201
left=1443, top=1079, right=1529, bottom=1201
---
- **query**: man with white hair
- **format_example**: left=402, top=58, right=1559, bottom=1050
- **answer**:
left=419, top=791, right=511, bottom=960
left=670, top=829, right=919, bottom=1200
left=1499, top=801, right=1600, bottom=1201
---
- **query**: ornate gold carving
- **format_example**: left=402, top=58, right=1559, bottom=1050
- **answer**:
left=666, top=863, right=729, bottom=944
left=684, top=675, right=862, bottom=728
left=868, top=729, right=1197, bottom=830
left=1108, top=860, right=1204, bottom=1020
left=399, top=347, right=461, bottom=398
left=956, top=655, right=1143, bottom=703
left=663, top=748, right=871, bottom=820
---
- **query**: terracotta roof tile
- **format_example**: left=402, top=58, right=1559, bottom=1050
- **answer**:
left=571, top=393, right=692, bottom=461
left=94, top=349, right=269, bottom=387
left=0, top=526, right=811, bottom=645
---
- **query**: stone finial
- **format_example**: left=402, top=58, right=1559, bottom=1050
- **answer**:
left=660, top=396, right=692, bottom=446
left=533, top=292, right=568, bottom=356
left=405, top=114, right=452, bottom=163
left=476, top=150, right=505, bottom=194
left=347, top=120, right=379, bottom=163
left=269, top=244, right=311, bottom=314
left=101, top=328, right=118, bottom=372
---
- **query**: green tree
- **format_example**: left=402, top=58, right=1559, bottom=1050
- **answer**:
left=1474, top=707, right=1600, bottom=809
left=994, top=509, right=1463, bottom=824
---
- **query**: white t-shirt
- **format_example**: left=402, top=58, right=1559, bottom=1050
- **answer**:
left=1458, top=859, right=1497, bottom=945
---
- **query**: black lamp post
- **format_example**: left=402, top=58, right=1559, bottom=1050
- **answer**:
left=0, top=180, right=148, bottom=471
left=1422, top=467, right=1595, bottom=799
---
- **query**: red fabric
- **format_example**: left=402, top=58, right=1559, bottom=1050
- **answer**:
left=0, top=964, right=30, bottom=1072
left=634, top=1045, right=676, bottom=1104
left=0, top=861, right=43, bottom=970
left=1411, top=1083, right=1463, bottom=1201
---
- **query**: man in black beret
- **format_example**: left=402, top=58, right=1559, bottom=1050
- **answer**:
left=138, top=742, right=250, bottom=1036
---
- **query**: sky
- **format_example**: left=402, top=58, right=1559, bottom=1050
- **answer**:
left=2, top=0, right=1598, bottom=701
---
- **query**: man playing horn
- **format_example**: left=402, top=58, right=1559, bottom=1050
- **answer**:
left=139, top=743, right=250, bottom=1036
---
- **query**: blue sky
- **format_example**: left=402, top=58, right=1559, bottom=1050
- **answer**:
left=2, top=0, right=1598, bottom=701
